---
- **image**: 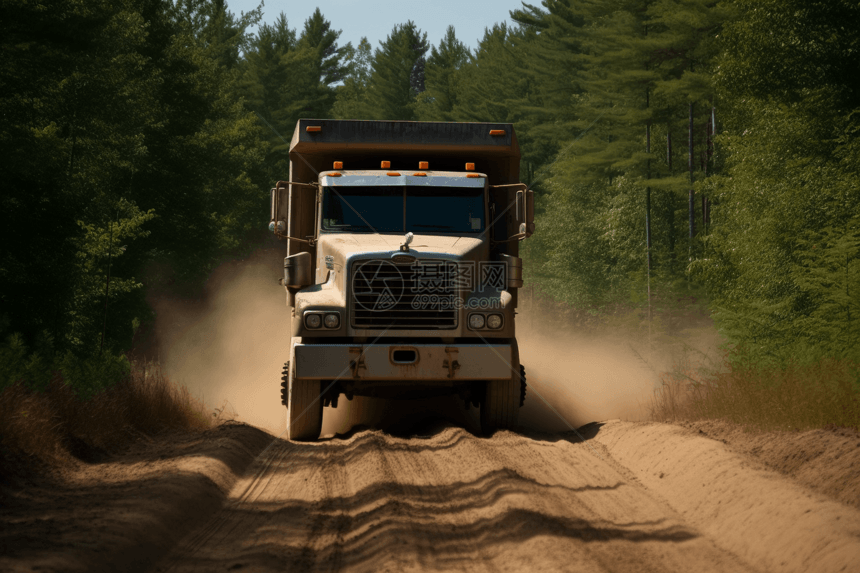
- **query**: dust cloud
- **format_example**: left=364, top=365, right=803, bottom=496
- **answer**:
left=517, top=321, right=658, bottom=432
left=517, top=305, right=723, bottom=433
left=150, top=247, right=290, bottom=434
left=150, top=245, right=718, bottom=437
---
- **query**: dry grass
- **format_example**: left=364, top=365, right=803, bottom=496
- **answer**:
left=0, top=361, right=211, bottom=474
left=651, top=352, right=860, bottom=431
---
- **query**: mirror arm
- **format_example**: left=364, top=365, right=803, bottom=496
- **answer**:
left=491, top=233, right=527, bottom=245
left=275, top=232, right=315, bottom=245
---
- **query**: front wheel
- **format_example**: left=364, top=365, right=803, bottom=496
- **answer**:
left=282, top=361, right=323, bottom=441
left=480, top=341, right=523, bottom=435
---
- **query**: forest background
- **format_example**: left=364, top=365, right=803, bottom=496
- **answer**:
left=1, top=0, right=858, bottom=401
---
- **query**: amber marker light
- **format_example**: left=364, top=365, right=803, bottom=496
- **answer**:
left=306, top=126, right=322, bottom=133
left=381, top=161, right=391, bottom=168
left=466, top=174, right=482, bottom=178
left=465, top=163, right=475, bottom=171
left=413, top=172, right=427, bottom=177
left=333, top=161, right=343, bottom=169
left=387, top=172, right=401, bottom=176
left=489, top=129, right=505, bottom=136
left=419, top=161, right=429, bottom=169
left=327, top=173, right=342, bottom=177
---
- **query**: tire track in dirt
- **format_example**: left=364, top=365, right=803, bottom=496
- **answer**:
left=157, top=425, right=756, bottom=573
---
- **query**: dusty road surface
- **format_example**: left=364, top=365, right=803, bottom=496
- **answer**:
left=3, top=417, right=860, bottom=573
left=150, top=420, right=860, bottom=573
left=157, top=425, right=740, bottom=573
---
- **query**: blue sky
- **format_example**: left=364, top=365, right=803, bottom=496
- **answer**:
left=227, top=0, right=529, bottom=53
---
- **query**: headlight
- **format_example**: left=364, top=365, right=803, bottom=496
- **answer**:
left=469, top=314, right=486, bottom=329
left=324, top=313, right=340, bottom=329
left=487, top=314, right=503, bottom=329
left=305, top=313, right=322, bottom=329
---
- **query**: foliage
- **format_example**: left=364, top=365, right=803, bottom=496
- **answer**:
left=415, top=26, right=470, bottom=121
left=651, top=350, right=860, bottom=431
left=332, top=38, right=373, bottom=120
left=0, top=334, right=129, bottom=399
left=694, top=0, right=860, bottom=363
left=0, top=0, right=268, bottom=371
left=3, top=0, right=859, bottom=407
left=360, top=22, right=429, bottom=121
left=239, top=9, right=350, bottom=176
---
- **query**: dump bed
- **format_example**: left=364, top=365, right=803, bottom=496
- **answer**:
left=288, top=119, right=521, bottom=185
left=278, top=119, right=524, bottom=262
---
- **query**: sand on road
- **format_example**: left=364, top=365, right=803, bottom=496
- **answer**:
left=155, top=418, right=858, bottom=573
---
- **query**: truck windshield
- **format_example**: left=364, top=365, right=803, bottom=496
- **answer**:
left=321, top=186, right=485, bottom=234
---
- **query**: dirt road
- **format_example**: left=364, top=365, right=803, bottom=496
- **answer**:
left=3, top=417, right=860, bottom=572
left=147, top=420, right=859, bottom=573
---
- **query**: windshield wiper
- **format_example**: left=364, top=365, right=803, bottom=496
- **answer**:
left=324, top=225, right=373, bottom=232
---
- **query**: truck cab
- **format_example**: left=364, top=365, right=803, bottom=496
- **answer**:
left=270, top=120, right=534, bottom=440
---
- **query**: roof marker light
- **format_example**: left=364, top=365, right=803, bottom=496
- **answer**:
left=306, top=126, right=322, bottom=133
left=381, top=161, right=391, bottom=168
left=465, top=163, right=475, bottom=171
left=387, top=172, right=401, bottom=176
left=333, top=161, right=343, bottom=169
left=466, top=174, right=482, bottom=178
left=413, top=172, right=427, bottom=177
left=419, top=161, right=429, bottom=170
left=489, top=129, right=505, bottom=136
left=327, top=173, right=341, bottom=177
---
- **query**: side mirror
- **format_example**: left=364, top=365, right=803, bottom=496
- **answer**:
left=489, top=183, right=534, bottom=240
left=515, top=190, right=524, bottom=222
left=283, top=252, right=313, bottom=288
left=515, top=188, right=535, bottom=238
left=270, top=184, right=289, bottom=234
left=525, top=188, right=535, bottom=238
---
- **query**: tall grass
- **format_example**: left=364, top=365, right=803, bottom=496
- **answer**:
left=0, top=361, right=210, bottom=472
left=651, top=351, right=860, bottom=431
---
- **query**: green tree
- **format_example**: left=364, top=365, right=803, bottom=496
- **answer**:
left=415, top=26, right=470, bottom=121
left=0, top=0, right=267, bottom=358
left=296, top=8, right=352, bottom=118
left=450, top=23, right=523, bottom=124
left=512, top=1, right=727, bottom=308
left=694, top=0, right=860, bottom=362
left=239, top=13, right=313, bottom=172
left=363, top=22, right=429, bottom=120
left=172, top=0, right=262, bottom=70
left=332, top=37, right=373, bottom=119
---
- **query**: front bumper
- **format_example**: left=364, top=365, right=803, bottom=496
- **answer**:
left=293, top=342, right=512, bottom=381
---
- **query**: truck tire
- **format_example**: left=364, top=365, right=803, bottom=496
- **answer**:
left=280, top=362, right=290, bottom=406
left=480, top=341, right=521, bottom=435
left=284, top=361, right=323, bottom=441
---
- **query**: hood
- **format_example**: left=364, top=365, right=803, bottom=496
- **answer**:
left=316, top=233, right=487, bottom=278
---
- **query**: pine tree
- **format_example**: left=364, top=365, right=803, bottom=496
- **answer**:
left=509, top=0, right=588, bottom=173
left=297, top=8, right=351, bottom=118
left=363, top=22, right=428, bottom=121
left=0, top=0, right=267, bottom=355
left=332, top=37, right=373, bottom=119
left=239, top=13, right=315, bottom=168
left=172, top=0, right=262, bottom=70
left=415, top=26, right=470, bottom=121
left=509, top=1, right=727, bottom=307
left=449, top=23, right=531, bottom=128
left=693, top=0, right=860, bottom=362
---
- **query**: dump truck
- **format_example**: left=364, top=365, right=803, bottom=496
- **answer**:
left=269, top=119, right=535, bottom=440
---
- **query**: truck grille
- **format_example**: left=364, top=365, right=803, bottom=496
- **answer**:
left=350, top=259, right=458, bottom=330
